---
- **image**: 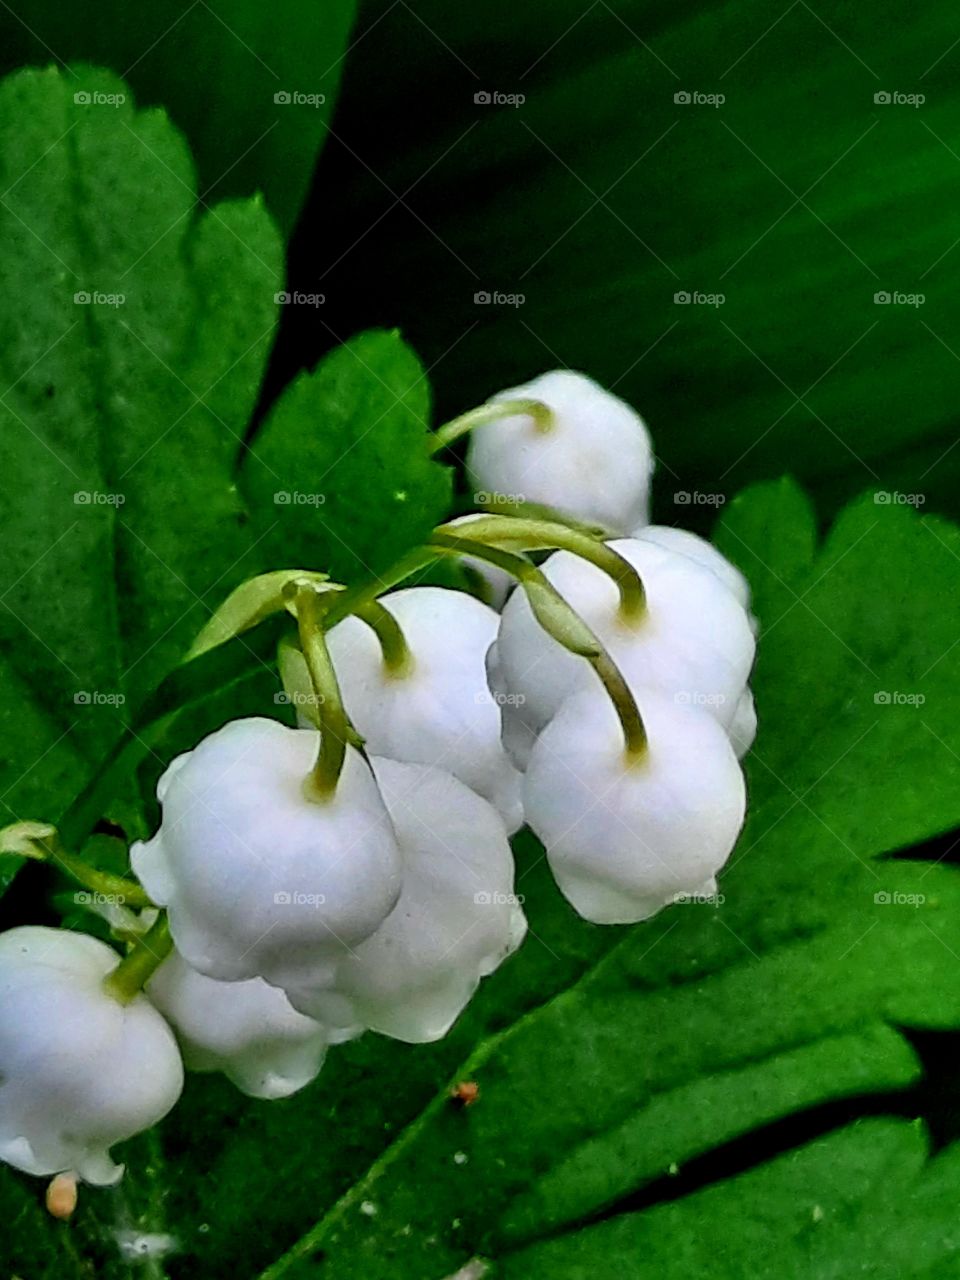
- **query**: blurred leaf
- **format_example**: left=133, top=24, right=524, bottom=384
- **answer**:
left=0, top=0, right=357, bottom=233
left=241, top=329, right=453, bottom=584
left=299, top=0, right=960, bottom=523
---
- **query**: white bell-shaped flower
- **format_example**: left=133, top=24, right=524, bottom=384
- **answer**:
left=325, top=587, right=524, bottom=832
left=633, top=525, right=750, bottom=609
left=496, top=538, right=755, bottom=767
left=729, top=688, right=758, bottom=759
left=0, top=927, right=183, bottom=1185
left=289, top=758, right=526, bottom=1043
left=524, top=688, right=746, bottom=924
left=466, top=370, right=654, bottom=533
left=132, top=718, right=402, bottom=990
left=147, top=951, right=332, bottom=1100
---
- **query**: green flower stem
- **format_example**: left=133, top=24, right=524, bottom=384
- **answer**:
left=1, top=822, right=153, bottom=908
left=437, top=513, right=646, bottom=622
left=45, top=842, right=154, bottom=909
left=428, top=533, right=646, bottom=760
left=323, top=547, right=441, bottom=630
left=356, top=600, right=415, bottom=677
left=430, top=397, right=554, bottom=454
left=292, top=582, right=349, bottom=802
left=103, top=913, right=173, bottom=1004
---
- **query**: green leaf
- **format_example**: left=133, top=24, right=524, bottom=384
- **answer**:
left=0, top=2, right=358, bottom=234
left=0, top=63, right=281, bottom=880
left=240, top=329, right=453, bottom=585
left=14, top=481, right=957, bottom=1279
left=313, top=0, right=960, bottom=521
left=499, top=1119, right=960, bottom=1278
left=186, top=569, right=336, bottom=660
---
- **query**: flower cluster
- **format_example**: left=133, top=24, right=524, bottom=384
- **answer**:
left=0, top=369, right=754, bottom=1193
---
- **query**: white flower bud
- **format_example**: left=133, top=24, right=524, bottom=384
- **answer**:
left=523, top=689, right=746, bottom=923
left=496, top=538, right=755, bottom=767
left=147, top=952, right=330, bottom=1099
left=326, top=588, right=523, bottom=832
left=0, top=927, right=183, bottom=1185
left=729, top=688, right=757, bottom=759
left=466, top=370, right=654, bottom=533
left=132, top=718, right=402, bottom=990
left=289, top=759, right=526, bottom=1043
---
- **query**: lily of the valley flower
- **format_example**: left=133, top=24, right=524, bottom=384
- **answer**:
left=148, top=951, right=333, bottom=1100
left=132, top=718, right=402, bottom=990
left=523, top=688, right=746, bottom=924
left=495, top=538, right=755, bottom=767
left=288, top=758, right=526, bottom=1043
left=325, top=587, right=524, bottom=832
left=0, top=928, right=183, bottom=1185
left=466, top=370, right=654, bottom=533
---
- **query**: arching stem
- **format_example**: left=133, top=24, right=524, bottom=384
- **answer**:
left=438, top=513, right=645, bottom=622
left=103, top=913, right=173, bottom=1004
left=430, top=398, right=554, bottom=454
left=356, top=601, right=414, bottom=677
left=428, top=533, right=647, bottom=760
left=290, top=582, right=349, bottom=802
left=2, top=823, right=153, bottom=908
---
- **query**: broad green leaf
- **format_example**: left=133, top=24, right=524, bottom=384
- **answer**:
left=240, top=329, right=453, bottom=585
left=499, top=1119, right=960, bottom=1278
left=0, top=2, right=357, bottom=234
left=0, top=64, right=282, bottom=855
left=310, top=0, right=960, bottom=521
left=12, top=482, right=959, bottom=1279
